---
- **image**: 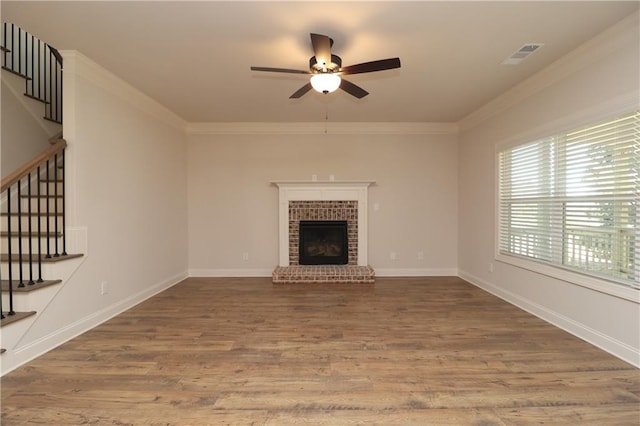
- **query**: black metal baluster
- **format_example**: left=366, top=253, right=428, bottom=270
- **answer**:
left=43, top=48, right=48, bottom=116
left=16, top=180, right=24, bottom=288
left=59, top=62, right=63, bottom=122
left=45, top=159, right=51, bottom=258
left=13, top=23, right=16, bottom=71
left=27, top=173, right=34, bottom=285
left=22, top=30, right=28, bottom=95
left=54, top=58, right=58, bottom=121
left=30, top=33, right=34, bottom=97
left=60, top=57, right=64, bottom=123
left=61, top=150, right=67, bottom=256
left=12, top=24, right=16, bottom=71
left=8, top=23, right=13, bottom=70
left=59, top=60, right=62, bottom=122
left=50, top=50, right=54, bottom=120
left=17, top=26, right=21, bottom=75
left=49, top=49, right=53, bottom=120
left=2, top=23, right=7, bottom=68
left=54, top=50, right=61, bottom=122
left=22, top=29, right=26, bottom=74
left=6, top=189, right=15, bottom=316
left=11, top=23, right=15, bottom=71
left=54, top=154, right=59, bottom=257
left=36, top=166, right=43, bottom=282
left=37, top=40, right=41, bottom=100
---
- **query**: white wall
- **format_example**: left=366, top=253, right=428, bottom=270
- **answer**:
left=9, top=51, right=189, bottom=368
left=1, top=73, right=56, bottom=178
left=458, top=13, right=640, bottom=366
left=187, top=125, right=459, bottom=277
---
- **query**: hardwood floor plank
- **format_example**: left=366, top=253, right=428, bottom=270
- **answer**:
left=494, top=404, right=640, bottom=425
left=1, top=276, right=637, bottom=424
left=265, top=409, right=506, bottom=426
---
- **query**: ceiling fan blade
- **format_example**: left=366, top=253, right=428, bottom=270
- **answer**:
left=251, top=66, right=310, bottom=74
left=340, top=58, right=401, bottom=75
left=310, top=33, right=332, bottom=68
left=289, top=83, right=313, bottom=99
left=340, top=79, right=369, bottom=99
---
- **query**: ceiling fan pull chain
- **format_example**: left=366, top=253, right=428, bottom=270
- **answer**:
left=325, top=104, right=329, bottom=134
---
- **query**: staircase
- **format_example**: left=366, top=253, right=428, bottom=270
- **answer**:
left=1, top=24, right=82, bottom=362
left=1, top=22, right=63, bottom=124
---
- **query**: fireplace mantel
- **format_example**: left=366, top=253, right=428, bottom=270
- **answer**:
left=272, top=180, right=374, bottom=267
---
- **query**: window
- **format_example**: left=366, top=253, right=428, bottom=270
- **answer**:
left=498, top=110, right=639, bottom=290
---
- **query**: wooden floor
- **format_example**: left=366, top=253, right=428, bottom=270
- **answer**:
left=1, top=277, right=638, bottom=425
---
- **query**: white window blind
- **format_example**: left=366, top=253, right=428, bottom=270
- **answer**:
left=499, top=110, right=639, bottom=288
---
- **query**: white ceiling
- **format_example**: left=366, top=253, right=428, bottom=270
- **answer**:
left=2, top=1, right=638, bottom=123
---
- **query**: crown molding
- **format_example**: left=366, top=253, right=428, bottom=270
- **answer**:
left=60, top=50, right=187, bottom=132
left=186, top=121, right=458, bottom=135
left=458, top=11, right=640, bottom=132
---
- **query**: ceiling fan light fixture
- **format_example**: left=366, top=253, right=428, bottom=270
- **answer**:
left=310, top=73, right=341, bottom=94
left=251, top=33, right=401, bottom=99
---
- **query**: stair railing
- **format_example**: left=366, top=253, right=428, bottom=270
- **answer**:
left=1, top=22, right=63, bottom=124
left=1, top=140, right=67, bottom=319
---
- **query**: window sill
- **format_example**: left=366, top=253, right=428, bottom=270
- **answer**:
left=496, top=253, right=640, bottom=303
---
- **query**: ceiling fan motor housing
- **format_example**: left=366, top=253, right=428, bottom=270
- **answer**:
left=250, top=33, right=401, bottom=99
left=310, top=54, right=342, bottom=73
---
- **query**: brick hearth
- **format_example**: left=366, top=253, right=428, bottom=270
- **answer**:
left=272, top=265, right=375, bottom=284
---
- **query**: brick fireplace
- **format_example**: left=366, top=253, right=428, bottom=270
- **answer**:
left=271, top=181, right=375, bottom=283
left=289, top=201, right=357, bottom=265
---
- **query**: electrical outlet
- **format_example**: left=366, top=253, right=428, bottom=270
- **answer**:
left=242, top=252, right=249, bottom=261
left=417, top=251, right=424, bottom=260
left=390, top=252, right=398, bottom=260
left=101, top=281, right=109, bottom=295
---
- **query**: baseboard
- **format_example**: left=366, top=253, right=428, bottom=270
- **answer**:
left=375, top=268, right=459, bottom=277
left=188, top=268, right=273, bottom=278
left=458, top=269, right=640, bottom=368
left=2, top=271, right=188, bottom=376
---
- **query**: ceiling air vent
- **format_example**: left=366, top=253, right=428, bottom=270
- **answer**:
left=502, top=43, right=544, bottom=65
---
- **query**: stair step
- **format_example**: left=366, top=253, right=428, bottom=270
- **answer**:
left=0, top=253, right=83, bottom=263
left=23, top=93, right=50, bottom=105
left=20, top=195, right=63, bottom=199
left=1, top=279, right=62, bottom=292
left=1, top=66, right=32, bottom=80
left=43, top=116, right=63, bottom=125
left=0, top=212, right=63, bottom=217
left=0, top=231, right=62, bottom=238
left=1, top=311, right=36, bottom=327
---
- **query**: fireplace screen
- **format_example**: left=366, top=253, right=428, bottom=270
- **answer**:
left=299, top=220, right=348, bottom=265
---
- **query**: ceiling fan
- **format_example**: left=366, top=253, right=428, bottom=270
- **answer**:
left=250, top=33, right=401, bottom=99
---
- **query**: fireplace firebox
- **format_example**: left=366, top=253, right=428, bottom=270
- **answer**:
left=299, top=220, right=348, bottom=265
